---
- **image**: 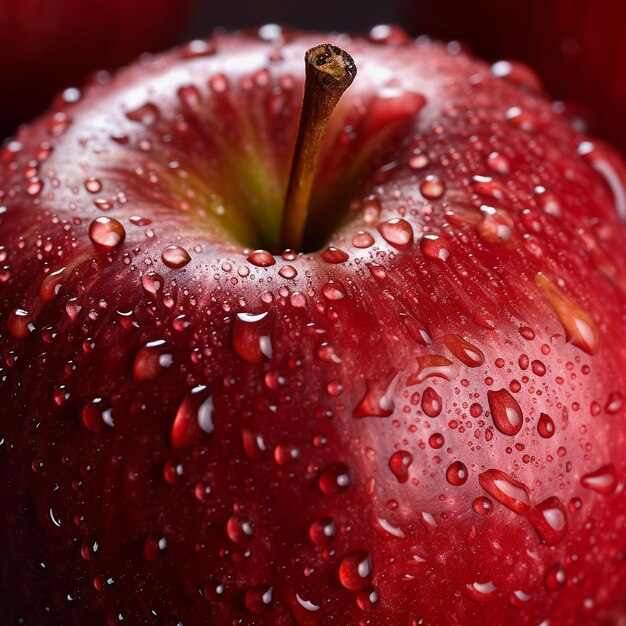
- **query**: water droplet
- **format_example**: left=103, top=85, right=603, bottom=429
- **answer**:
left=161, top=245, right=191, bottom=269
left=368, top=24, right=410, bottom=44
left=82, top=398, right=114, bottom=432
left=278, top=265, right=297, bottom=279
left=321, top=246, right=349, bottom=263
left=126, top=102, right=160, bottom=125
left=486, top=151, right=511, bottom=175
left=171, top=386, right=214, bottom=450
left=429, top=433, right=444, bottom=449
left=318, top=462, right=351, bottom=494
left=322, top=281, right=346, bottom=300
left=491, top=60, right=543, bottom=93
left=89, top=217, right=125, bottom=250
left=389, top=451, right=413, bottom=483
left=352, top=231, right=375, bottom=248
left=444, top=334, right=485, bottom=367
left=420, top=235, right=449, bottom=261
left=80, top=539, right=100, bottom=561
left=356, top=587, right=379, bottom=611
left=479, top=469, right=531, bottom=515
left=337, top=551, right=373, bottom=591
left=353, top=371, right=397, bottom=418
left=232, top=312, right=272, bottom=363
left=421, top=387, right=443, bottom=417
left=407, top=354, right=456, bottom=384
left=488, top=388, right=523, bottom=436
left=39, top=266, right=67, bottom=302
left=8, top=308, right=34, bottom=338
left=464, top=581, right=497, bottom=601
left=141, top=271, right=163, bottom=295
left=473, top=496, right=493, bottom=516
left=296, top=593, right=320, bottom=612
left=84, top=177, right=102, bottom=193
left=247, top=249, right=275, bottom=267
left=605, top=392, right=624, bottom=414
left=309, top=517, right=337, bottom=545
left=144, top=534, right=167, bottom=561
left=581, top=464, right=617, bottom=495
left=377, top=218, right=413, bottom=248
left=420, top=175, right=446, bottom=199
left=402, top=315, right=432, bottom=346
left=544, top=563, right=566, bottom=590
left=133, top=339, right=172, bottom=381
left=245, top=585, right=273, bottom=615
left=446, top=461, right=468, bottom=486
left=528, top=497, right=568, bottom=545
left=535, top=273, right=599, bottom=355
left=182, top=39, right=216, bottom=58
left=537, top=413, right=555, bottom=438
left=226, top=515, right=254, bottom=544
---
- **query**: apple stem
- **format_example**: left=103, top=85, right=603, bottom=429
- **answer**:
left=279, top=44, right=357, bottom=252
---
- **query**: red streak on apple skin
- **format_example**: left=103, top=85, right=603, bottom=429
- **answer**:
left=1, top=24, right=626, bottom=625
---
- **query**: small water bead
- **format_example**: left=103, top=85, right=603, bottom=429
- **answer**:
left=464, top=581, right=497, bottom=602
left=605, top=392, right=624, bottom=414
left=535, top=273, right=599, bottom=355
left=226, top=514, right=254, bottom=544
left=388, top=451, right=413, bottom=483
left=182, top=39, right=217, bottom=58
left=278, top=265, right=297, bottom=279
left=544, top=563, right=567, bottom=590
left=337, top=551, right=373, bottom=591
left=429, top=433, right=444, bottom=449
left=487, top=388, right=523, bottom=436
left=473, top=496, right=493, bottom=516
left=419, top=175, right=446, bottom=199
left=357, top=587, right=379, bottom=611
left=377, top=218, right=413, bottom=248
left=161, top=245, right=191, bottom=269
left=309, top=517, right=337, bottom=545
left=352, top=231, right=375, bottom=248
left=82, top=398, right=114, bottom=432
left=321, top=246, right=349, bottom=263
left=89, top=217, right=125, bottom=250
left=245, top=585, right=273, bottom=615
left=486, top=151, right=511, bottom=175
left=491, top=60, right=543, bottom=93
left=580, top=464, right=617, bottom=495
left=133, top=339, right=173, bottom=381
left=26, top=177, right=43, bottom=196
left=143, top=534, right=167, bottom=561
left=141, top=271, right=163, bottom=295
left=409, top=152, right=429, bottom=170
left=446, top=461, right=469, bottom=486
left=247, top=249, right=275, bottom=267
left=126, top=102, right=160, bottom=125
left=368, top=24, right=410, bottom=44
left=8, top=308, right=34, bottom=339
left=420, top=234, right=449, bottom=261
left=81, top=539, right=100, bottom=561
left=537, top=413, right=555, bottom=438
left=421, top=387, right=443, bottom=417
left=84, top=177, right=102, bottom=193
left=478, top=469, right=531, bottom=515
left=232, top=312, right=272, bottom=363
left=318, top=462, right=351, bottom=494
left=505, top=106, right=537, bottom=132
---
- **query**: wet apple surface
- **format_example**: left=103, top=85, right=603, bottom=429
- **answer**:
left=1, top=25, right=626, bottom=625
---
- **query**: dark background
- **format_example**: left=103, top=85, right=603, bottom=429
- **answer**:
left=184, top=0, right=400, bottom=36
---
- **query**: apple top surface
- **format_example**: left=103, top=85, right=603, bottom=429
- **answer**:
left=1, top=25, right=626, bottom=625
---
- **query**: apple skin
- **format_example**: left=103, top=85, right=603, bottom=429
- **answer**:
left=403, top=0, right=626, bottom=154
left=2, top=25, right=626, bottom=625
left=0, top=0, right=191, bottom=139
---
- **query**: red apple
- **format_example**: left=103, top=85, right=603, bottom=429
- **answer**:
left=0, top=0, right=191, bottom=138
left=403, top=0, right=626, bottom=154
left=2, top=24, right=626, bottom=625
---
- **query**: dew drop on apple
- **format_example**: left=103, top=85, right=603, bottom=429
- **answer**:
left=368, top=24, right=409, bottom=44
left=247, top=249, right=275, bottom=267
left=322, top=281, right=346, bottom=300
left=444, top=334, right=485, bottom=367
left=80, top=539, right=100, bottom=561
left=509, top=589, right=533, bottom=607
left=321, top=246, right=349, bottom=263
left=353, top=371, right=397, bottom=418
left=377, top=218, right=413, bottom=248
left=402, top=315, right=432, bottom=346
left=421, top=387, right=442, bottom=417
left=82, top=398, right=114, bottom=432
left=232, top=311, right=272, bottom=363
left=126, top=102, right=160, bottom=125
left=535, top=272, right=599, bottom=355
left=88, top=217, right=125, bottom=250
left=337, top=551, right=373, bottom=591
left=420, top=234, right=449, bottom=261
left=429, top=433, right=444, bottom=449
left=357, top=587, right=379, bottom=611
left=141, top=271, right=163, bottom=295
left=317, top=343, right=342, bottom=364
left=478, top=469, right=531, bottom=515
left=464, top=581, right=497, bottom=602
left=388, top=450, right=413, bottom=483
left=161, top=245, right=191, bottom=269
left=408, top=354, right=455, bottom=384
left=420, top=175, right=446, bottom=200
left=133, top=339, right=173, bottom=381
left=296, top=593, right=320, bottom=612
left=544, top=563, right=566, bottom=590
left=318, top=462, right=351, bottom=494
left=8, top=308, right=34, bottom=339
left=580, top=464, right=617, bottom=495
left=487, top=388, right=523, bottom=436
left=26, top=177, right=43, bottom=196
left=491, top=60, right=543, bottom=93
left=171, top=386, right=213, bottom=450
left=39, top=266, right=67, bottom=302
left=181, top=39, right=216, bottom=59
left=446, top=461, right=468, bottom=486
left=505, top=106, right=537, bottom=132
left=84, top=177, right=102, bottom=193
left=352, top=231, right=375, bottom=248
left=226, top=514, right=254, bottom=544
left=309, top=517, right=337, bottom=545
left=278, top=264, right=297, bottom=279
left=605, top=392, right=624, bottom=414
left=245, top=585, right=273, bottom=615
left=409, top=152, right=429, bottom=170
left=486, top=151, right=510, bottom=175
left=528, top=497, right=568, bottom=545
left=537, top=412, right=555, bottom=438
left=473, top=496, right=493, bottom=516
left=143, top=534, right=167, bottom=561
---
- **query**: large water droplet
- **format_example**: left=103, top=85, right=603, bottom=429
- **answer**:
left=89, top=217, right=125, bottom=250
left=309, top=517, right=337, bottom=545
left=232, top=312, right=272, bottom=363
left=337, top=551, right=373, bottom=591
left=487, top=388, right=523, bottom=436
left=171, top=385, right=214, bottom=450
left=446, top=461, right=469, bottom=486
left=580, top=464, right=617, bottom=495
left=478, top=469, right=531, bottom=515
left=528, top=496, right=568, bottom=545
left=421, top=387, right=443, bottom=417
left=444, top=334, right=485, bottom=367
left=353, top=371, right=397, bottom=418
left=407, top=354, right=456, bottom=384
left=161, top=245, right=191, bottom=269
left=82, top=398, right=114, bottom=432
left=388, top=450, right=413, bottom=483
left=377, top=218, right=413, bottom=248
left=318, top=462, right=351, bottom=494
left=133, top=339, right=173, bottom=381
left=537, top=412, right=555, bottom=438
